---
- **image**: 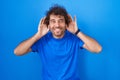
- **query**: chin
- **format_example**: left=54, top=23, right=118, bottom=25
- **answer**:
left=55, top=33, right=62, bottom=36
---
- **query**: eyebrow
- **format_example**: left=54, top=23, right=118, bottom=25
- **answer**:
left=50, top=18, right=64, bottom=21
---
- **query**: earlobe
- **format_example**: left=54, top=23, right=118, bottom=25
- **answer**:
left=48, top=25, right=50, bottom=29
left=65, top=24, right=68, bottom=28
left=47, top=25, right=49, bottom=28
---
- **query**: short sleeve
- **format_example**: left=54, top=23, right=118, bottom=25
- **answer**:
left=77, top=37, right=84, bottom=49
left=31, top=40, right=40, bottom=52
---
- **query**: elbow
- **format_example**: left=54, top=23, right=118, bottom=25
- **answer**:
left=14, top=48, right=30, bottom=56
left=14, top=49, right=23, bottom=56
left=84, top=44, right=102, bottom=53
left=93, top=46, right=102, bottom=53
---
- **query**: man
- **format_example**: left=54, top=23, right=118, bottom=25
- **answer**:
left=14, top=5, right=102, bottom=80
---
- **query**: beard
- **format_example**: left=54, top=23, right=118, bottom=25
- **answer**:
left=51, top=27, right=66, bottom=38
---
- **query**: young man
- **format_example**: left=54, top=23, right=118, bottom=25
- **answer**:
left=14, top=5, right=102, bottom=80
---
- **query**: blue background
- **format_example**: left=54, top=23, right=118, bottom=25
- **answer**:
left=1, top=0, right=120, bottom=80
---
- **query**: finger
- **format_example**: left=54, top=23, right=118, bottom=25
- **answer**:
left=67, top=14, right=73, bottom=22
left=38, top=18, right=44, bottom=26
left=38, top=19, right=42, bottom=27
left=40, top=17, right=46, bottom=24
left=38, top=17, right=46, bottom=27
left=42, top=17, right=46, bottom=24
left=41, top=18, right=44, bottom=24
left=73, top=15, right=76, bottom=22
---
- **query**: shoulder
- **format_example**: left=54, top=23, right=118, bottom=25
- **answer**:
left=66, top=30, right=78, bottom=39
left=36, top=31, right=52, bottom=44
left=66, top=30, right=83, bottom=43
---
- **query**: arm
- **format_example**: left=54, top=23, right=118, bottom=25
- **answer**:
left=14, top=17, right=49, bottom=56
left=77, top=31, right=102, bottom=53
left=66, top=15, right=102, bottom=53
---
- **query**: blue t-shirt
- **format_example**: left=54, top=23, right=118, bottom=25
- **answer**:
left=31, top=30, right=84, bottom=80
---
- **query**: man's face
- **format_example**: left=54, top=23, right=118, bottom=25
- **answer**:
left=48, top=14, right=67, bottom=38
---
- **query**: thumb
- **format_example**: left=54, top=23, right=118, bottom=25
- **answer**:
left=73, top=15, right=77, bottom=22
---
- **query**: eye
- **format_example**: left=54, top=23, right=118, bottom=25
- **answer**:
left=50, top=20, right=56, bottom=24
left=59, top=19, right=64, bottom=23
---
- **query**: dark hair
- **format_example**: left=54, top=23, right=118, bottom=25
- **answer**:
left=44, top=4, right=70, bottom=26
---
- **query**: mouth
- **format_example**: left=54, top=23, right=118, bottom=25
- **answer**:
left=53, top=27, right=62, bottom=31
left=55, top=28, right=61, bottom=32
left=51, top=27, right=65, bottom=38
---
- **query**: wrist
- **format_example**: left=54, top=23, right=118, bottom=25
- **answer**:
left=34, top=32, right=41, bottom=40
left=74, top=29, right=80, bottom=35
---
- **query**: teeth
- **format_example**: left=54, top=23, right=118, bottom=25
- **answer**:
left=55, top=28, right=60, bottom=31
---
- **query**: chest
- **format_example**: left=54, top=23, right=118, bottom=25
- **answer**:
left=41, top=40, right=77, bottom=60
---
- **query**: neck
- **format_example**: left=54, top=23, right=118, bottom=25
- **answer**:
left=53, top=33, right=65, bottom=39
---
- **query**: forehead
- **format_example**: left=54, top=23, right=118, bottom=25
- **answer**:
left=49, top=14, right=65, bottom=20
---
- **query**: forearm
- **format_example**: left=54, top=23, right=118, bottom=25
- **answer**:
left=14, top=32, right=41, bottom=55
left=77, top=32, right=102, bottom=53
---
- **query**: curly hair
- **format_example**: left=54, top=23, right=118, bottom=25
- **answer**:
left=44, top=4, right=70, bottom=26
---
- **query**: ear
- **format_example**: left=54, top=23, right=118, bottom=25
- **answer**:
left=48, top=25, right=50, bottom=28
left=67, top=14, right=72, bottom=22
left=65, top=24, right=68, bottom=29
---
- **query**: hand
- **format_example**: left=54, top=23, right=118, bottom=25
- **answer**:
left=66, top=15, right=78, bottom=34
left=35, top=17, right=49, bottom=39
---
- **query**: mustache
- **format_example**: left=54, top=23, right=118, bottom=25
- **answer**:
left=54, top=27, right=62, bottom=29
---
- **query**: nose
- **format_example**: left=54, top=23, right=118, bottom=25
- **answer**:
left=55, top=21, right=60, bottom=27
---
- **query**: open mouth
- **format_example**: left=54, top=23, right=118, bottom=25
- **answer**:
left=55, top=28, right=61, bottom=32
